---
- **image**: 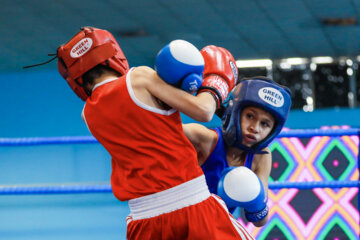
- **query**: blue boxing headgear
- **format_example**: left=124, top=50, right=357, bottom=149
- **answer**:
left=222, top=77, right=292, bottom=154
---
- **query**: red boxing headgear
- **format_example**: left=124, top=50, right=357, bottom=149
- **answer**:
left=57, top=27, right=129, bottom=101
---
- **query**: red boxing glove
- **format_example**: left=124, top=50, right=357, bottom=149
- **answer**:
left=199, top=45, right=238, bottom=108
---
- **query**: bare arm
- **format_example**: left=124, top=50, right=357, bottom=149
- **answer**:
left=251, top=148, right=272, bottom=226
left=183, top=123, right=218, bottom=165
left=253, top=148, right=272, bottom=190
left=131, top=66, right=217, bottom=122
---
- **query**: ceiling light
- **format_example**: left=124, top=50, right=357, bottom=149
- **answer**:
left=306, top=97, right=313, bottom=105
left=281, top=57, right=309, bottom=65
left=311, top=56, right=334, bottom=64
left=279, top=62, right=291, bottom=69
left=310, top=63, right=317, bottom=71
left=236, top=59, right=272, bottom=68
left=346, top=59, right=353, bottom=66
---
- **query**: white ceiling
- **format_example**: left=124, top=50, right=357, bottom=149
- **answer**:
left=2, top=0, right=360, bottom=73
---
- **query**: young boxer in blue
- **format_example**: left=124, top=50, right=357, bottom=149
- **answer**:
left=183, top=77, right=292, bottom=227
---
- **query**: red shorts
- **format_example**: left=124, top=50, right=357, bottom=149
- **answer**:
left=126, top=175, right=253, bottom=240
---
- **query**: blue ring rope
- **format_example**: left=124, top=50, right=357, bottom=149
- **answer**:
left=278, top=128, right=360, bottom=138
left=0, top=184, right=112, bottom=195
left=0, top=128, right=358, bottom=146
left=269, top=180, right=360, bottom=189
left=0, top=180, right=358, bottom=195
left=0, top=136, right=97, bottom=146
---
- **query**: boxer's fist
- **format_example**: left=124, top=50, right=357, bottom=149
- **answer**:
left=155, top=40, right=204, bottom=93
left=198, top=45, right=238, bottom=108
left=217, top=167, right=268, bottom=222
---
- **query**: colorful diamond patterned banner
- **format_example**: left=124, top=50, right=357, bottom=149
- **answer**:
left=240, top=126, right=359, bottom=239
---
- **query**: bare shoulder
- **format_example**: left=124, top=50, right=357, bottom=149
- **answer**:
left=128, top=66, right=161, bottom=107
left=131, top=66, right=171, bottom=92
left=130, top=66, right=156, bottom=85
left=131, top=66, right=154, bottom=75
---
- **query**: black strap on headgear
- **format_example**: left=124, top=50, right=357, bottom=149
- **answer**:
left=23, top=53, right=57, bottom=69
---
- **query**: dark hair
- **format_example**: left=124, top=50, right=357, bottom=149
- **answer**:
left=82, top=64, right=121, bottom=86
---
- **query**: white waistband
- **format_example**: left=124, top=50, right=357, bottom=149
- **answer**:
left=128, top=175, right=210, bottom=220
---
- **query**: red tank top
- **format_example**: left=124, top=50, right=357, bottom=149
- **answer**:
left=82, top=69, right=203, bottom=201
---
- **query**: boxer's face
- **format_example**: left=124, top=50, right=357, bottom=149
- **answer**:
left=240, top=106, right=275, bottom=147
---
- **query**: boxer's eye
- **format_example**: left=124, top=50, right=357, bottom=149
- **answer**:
left=261, top=121, right=270, bottom=128
left=246, top=113, right=254, bottom=119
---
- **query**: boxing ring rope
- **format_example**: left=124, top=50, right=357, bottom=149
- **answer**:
left=0, top=128, right=357, bottom=146
left=1, top=128, right=359, bottom=206
left=0, top=128, right=359, bottom=193
left=0, top=180, right=359, bottom=195
left=0, top=136, right=97, bottom=146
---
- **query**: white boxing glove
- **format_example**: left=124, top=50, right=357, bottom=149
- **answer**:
left=155, top=40, right=204, bottom=93
left=217, top=166, right=268, bottom=222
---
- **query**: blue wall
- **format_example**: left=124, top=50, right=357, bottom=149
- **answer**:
left=2, top=70, right=360, bottom=138
left=1, top=69, right=359, bottom=239
left=0, top=70, right=88, bottom=137
left=1, top=70, right=129, bottom=239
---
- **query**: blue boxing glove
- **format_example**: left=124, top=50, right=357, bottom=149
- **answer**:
left=217, top=167, right=268, bottom=223
left=155, top=40, right=204, bottom=93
